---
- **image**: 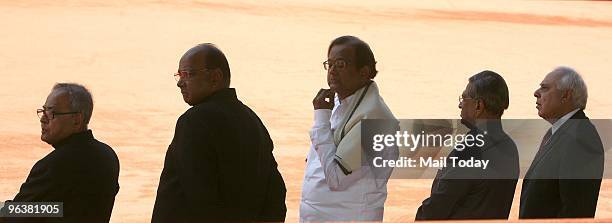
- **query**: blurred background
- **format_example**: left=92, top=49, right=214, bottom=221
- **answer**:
left=1, top=0, right=611, bottom=222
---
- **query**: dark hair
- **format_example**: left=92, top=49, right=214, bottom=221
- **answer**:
left=467, top=70, right=509, bottom=116
left=327, top=35, right=378, bottom=78
left=198, top=43, right=231, bottom=87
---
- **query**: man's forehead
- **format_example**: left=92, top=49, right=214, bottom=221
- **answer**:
left=44, top=90, right=70, bottom=108
left=179, top=46, right=209, bottom=68
left=541, top=72, right=561, bottom=86
left=328, top=44, right=355, bottom=59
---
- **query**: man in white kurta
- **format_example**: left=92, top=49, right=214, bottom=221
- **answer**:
left=300, top=35, right=396, bottom=222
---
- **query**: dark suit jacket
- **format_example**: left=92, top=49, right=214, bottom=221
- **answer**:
left=1, top=130, right=120, bottom=223
left=520, top=110, right=604, bottom=219
left=152, top=88, right=287, bottom=223
left=416, top=121, right=519, bottom=220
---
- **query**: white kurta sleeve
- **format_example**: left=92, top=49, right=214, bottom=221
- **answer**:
left=310, top=109, right=363, bottom=191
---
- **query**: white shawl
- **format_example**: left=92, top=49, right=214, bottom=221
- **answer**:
left=333, top=81, right=396, bottom=173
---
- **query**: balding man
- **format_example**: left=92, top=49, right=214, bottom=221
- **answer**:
left=152, top=44, right=286, bottom=222
left=520, top=67, right=604, bottom=218
left=1, top=83, right=120, bottom=223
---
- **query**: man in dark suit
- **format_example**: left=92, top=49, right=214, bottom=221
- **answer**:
left=1, top=83, right=120, bottom=223
left=520, top=66, right=604, bottom=219
left=416, top=70, right=519, bottom=220
left=152, top=43, right=287, bottom=222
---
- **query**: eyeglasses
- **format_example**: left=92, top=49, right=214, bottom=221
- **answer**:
left=37, top=108, right=80, bottom=120
left=458, top=96, right=479, bottom=104
left=173, top=68, right=209, bottom=81
left=323, top=59, right=349, bottom=71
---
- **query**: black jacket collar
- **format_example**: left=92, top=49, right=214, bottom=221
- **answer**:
left=570, top=109, right=587, bottom=120
left=472, top=119, right=504, bottom=133
left=198, top=88, right=237, bottom=104
left=52, top=130, right=94, bottom=149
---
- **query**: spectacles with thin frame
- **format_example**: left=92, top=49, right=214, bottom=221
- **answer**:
left=37, top=108, right=80, bottom=120
left=173, top=68, right=209, bottom=81
left=458, top=96, right=479, bottom=104
left=323, top=59, right=349, bottom=71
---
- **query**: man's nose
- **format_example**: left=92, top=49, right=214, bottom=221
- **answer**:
left=40, top=114, right=48, bottom=124
left=534, top=89, right=540, bottom=98
left=328, top=67, right=339, bottom=76
left=177, top=78, right=185, bottom=88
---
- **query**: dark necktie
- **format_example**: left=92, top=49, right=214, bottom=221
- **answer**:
left=534, top=128, right=553, bottom=159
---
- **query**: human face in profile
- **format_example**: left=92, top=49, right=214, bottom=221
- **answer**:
left=176, top=50, right=216, bottom=106
left=39, top=90, right=81, bottom=145
left=459, top=84, right=480, bottom=129
left=534, top=72, right=567, bottom=122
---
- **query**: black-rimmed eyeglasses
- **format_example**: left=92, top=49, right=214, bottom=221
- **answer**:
left=37, top=108, right=80, bottom=120
left=323, top=59, right=349, bottom=71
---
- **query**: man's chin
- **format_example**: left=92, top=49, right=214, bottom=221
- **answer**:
left=184, top=99, right=197, bottom=106
left=537, top=110, right=545, bottom=119
left=182, top=95, right=192, bottom=105
left=328, top=84, right=338, bottom=92
left=40, top=136, right=51, bottom=145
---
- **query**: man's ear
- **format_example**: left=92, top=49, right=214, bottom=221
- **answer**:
left=209, top=68, right=223, bottom=85
left=476, top=100, right=485, bottom=116
left=73, top=113, right=83, bottom=127
left=359, top=66, right=372, bottom=79
left=561, top=89, right=573, bottom=104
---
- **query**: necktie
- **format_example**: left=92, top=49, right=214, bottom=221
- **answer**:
left=523, top=129, right=553, bottom=186
left=534, top=128, right=553, bottom=159
left=540, top=128, right=553, bottom=149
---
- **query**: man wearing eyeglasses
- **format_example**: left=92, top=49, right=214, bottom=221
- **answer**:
left=152, top=43, right=286, bottom=222
left=416, top=71, right=519, bottom=220
left=1, top=83, right=119, bottom=222
left=300, top=36, right=397, bottom=221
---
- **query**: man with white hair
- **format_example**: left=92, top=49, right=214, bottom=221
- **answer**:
left=520, top=67, right=604, bottom=218
left=1, top=83, right=120, bottom=222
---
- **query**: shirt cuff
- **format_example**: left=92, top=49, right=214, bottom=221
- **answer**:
left=313, top=109, right=332, bottom=127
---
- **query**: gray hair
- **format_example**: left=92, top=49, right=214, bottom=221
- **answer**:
left=551, top=66, right=588, bottom=109
left=52, top=83, right=94, bottom=126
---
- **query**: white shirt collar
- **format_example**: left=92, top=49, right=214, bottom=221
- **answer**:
left=332, top=91, right=357, bottom=115
left=334, top=92, right=356, bottom=106
left=334, top=82, right=373, bottom=107
left=551, top=108, right=580, bottom=135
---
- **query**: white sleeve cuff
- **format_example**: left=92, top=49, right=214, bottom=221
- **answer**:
left=313, top=109, right=332, bottom=127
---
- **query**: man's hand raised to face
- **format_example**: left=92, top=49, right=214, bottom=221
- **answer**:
left=313, top=88, right=335, bottom=110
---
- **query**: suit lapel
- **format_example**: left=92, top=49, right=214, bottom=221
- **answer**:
left=525, top=110, right=587, bottom=178
left=525, top=132, right=558, bottom=178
